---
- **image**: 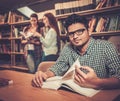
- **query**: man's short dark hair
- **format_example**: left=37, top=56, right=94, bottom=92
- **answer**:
left=64, top=14, right=89, bottom=31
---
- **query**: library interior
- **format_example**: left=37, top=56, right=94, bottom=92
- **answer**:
left=0, top=0, right=120, bottom=101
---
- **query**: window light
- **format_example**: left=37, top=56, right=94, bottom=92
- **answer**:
left=17, top=6, right=36, bottom=18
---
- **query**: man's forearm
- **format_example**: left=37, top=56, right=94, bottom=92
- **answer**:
left=97, top=77, right=120, bottom=89
left=45, top=70, right=55, bottom=79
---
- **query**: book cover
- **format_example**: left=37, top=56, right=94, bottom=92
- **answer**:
left=42, top=58, right=100, bottom=97
left=108, top=15, right=118, bottom=31
left=89, top=15, right=98, bottom=32
left=103, top=16, right=110, bottom=31
left=95, top=17, right=107, bottom=32
left=116, top=15, right=120, bottom=30
left=95, top=0, right=107, bottom=9
left=106, top=0, right=116, bottom=7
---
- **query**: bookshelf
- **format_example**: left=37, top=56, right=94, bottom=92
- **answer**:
left=0, top=1, right=120, bottom=70
left=56, top=5, right=120, bottom=20
left=0, top=12, right=28, bottom=69
left=56, top=4, right=120, bottom=54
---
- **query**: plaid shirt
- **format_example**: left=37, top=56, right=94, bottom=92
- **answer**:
left=49, top=37, right=120, bottom=79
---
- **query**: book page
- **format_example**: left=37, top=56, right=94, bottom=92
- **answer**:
left=42, top=58, right=80, bottom=89
left=42, top=77, right=62, bottom=90
left=42, top=58, right=100, bottom=97
left=61, top=79, right=100, bottom=97
left=62, top=58, right=80, bottom=80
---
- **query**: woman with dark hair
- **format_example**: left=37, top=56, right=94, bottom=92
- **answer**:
left=34, top=12, right=60, bottom=64
left=21, top=13, right=44, bottom=73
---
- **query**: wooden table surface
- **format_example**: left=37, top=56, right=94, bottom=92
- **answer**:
left=0, top=70, right=120, bottom=101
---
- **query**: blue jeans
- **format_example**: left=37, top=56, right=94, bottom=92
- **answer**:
left=41, top=52, right=59, bottom=61
left=26, top=50, right=36, bottom=73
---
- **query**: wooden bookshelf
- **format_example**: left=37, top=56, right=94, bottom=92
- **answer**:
left=56, top=4, right=120, bottom=54
left=56, top=5, right=120, bottom=20
left=0, top=12, right=27, bottom=69
left=91, top=30, right=120, bottom=36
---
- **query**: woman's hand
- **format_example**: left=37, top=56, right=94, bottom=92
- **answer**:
left=33, top=32, right=42, bottom=38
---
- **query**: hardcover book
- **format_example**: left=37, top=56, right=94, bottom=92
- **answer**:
left=42, top=58, right=100, bottom=97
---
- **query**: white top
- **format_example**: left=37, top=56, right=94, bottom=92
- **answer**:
left=25, top=32, right=34, bottom=50
left=40, top=28, right=58, bottom=56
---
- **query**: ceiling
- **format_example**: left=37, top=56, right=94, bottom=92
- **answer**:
left=0, top=0, right=70, bottom=14
left=0, top=0, right=48, bottom=13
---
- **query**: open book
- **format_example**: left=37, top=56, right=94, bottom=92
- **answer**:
left=42, top=58, right=100, bottom=97
left=20, top=31, right=33, bottom=39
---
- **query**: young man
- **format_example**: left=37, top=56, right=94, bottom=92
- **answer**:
left=32, top=14, right=120, bottom=89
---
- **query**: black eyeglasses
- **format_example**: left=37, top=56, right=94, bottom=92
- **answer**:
left=68, top=28, right=86, bottom=38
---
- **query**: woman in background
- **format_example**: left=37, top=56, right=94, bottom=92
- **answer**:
left=21, top=13, right=44, bottom=73
left=34, top=12, right=60, bottom=65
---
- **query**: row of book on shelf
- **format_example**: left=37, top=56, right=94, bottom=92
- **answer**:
left=0, top=43, right=23, bottom=53
left=55, top=0, right=95, bottom=16
left=9, top=14, right=120, bottom=39
left=89, top=14, right=120, bottom=33
left=95, top=0, right=120, bottom=9
left=0, top=40, right=67, bottom=54
left=0, top=31, right=10, bottom=38
left=0, top=14, right=120, bottom=39
left=57, top=14, right=120, bottom=35
left=0, top=44, right=11, bottom=53
left=55, top=0, right=120, bottom=16
left=0, top=23, right=25, bottom=38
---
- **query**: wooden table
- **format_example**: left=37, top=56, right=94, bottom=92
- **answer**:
left=0, top=70, right=120, bottom=101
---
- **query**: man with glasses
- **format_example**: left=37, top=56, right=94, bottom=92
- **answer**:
left=32, top=14, right=120, bottom=89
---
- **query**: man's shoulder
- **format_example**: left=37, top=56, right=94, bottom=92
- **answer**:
left=93, top=38, right=112, bottom=46
left=92, top=38, right=116, bottom=51
left=60, top=43, right=74, bottom=54
left=63, top=42, right=73, bottom=49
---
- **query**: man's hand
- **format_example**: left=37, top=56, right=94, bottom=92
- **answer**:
left=74, top=65, right=100, bottom=89
left=32, top=71, right=48, bottom=88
